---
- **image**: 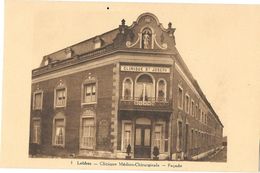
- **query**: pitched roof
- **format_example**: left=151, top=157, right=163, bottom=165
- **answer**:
left=41, top=28, right=119, bottom=66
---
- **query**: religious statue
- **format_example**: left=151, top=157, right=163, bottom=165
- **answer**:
left=143, top=31, right=150, bottom=49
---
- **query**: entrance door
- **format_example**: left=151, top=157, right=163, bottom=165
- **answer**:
left=134, top=124, right=151, bottom=158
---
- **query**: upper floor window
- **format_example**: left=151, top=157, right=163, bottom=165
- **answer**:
left=157, top=79, right=166, bottom=101
left=83, top=83, right=96, bottom=104
left=33, top=90, right=43, bottom=110
left=54, top=81, right=67, bottom=108
left=185, top=94, right=190, bottom=113
left=55, top=88, right=66, bottom=107
left=199, top=108, right=202, bottom=122
left=135, top=74, right=155, bottom=101
left=122, top=78, right=133, bottom=100
left=191, top=100, right=195, bottom=116
left=195, top=104, right=198, bottom=119
left=177, top=86, right=183, bottom=109
left=202, top=111, right=205, bottom=124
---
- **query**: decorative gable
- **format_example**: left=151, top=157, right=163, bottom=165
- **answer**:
left=115, top=13, right=176, bottom=51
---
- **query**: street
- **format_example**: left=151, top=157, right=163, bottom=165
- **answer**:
left=200, top=146, right=227, bottom=162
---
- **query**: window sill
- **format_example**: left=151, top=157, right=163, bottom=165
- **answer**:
left=33, top=108, right=42, bottom=111
left=52, top=144, right=65, bottom=148
left=80, top=147, right=95, bottom=150
left=55, top=105, right=66, bottom=108
left=81, top=102, right=97, bottom=106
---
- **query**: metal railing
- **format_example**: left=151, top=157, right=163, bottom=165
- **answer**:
left=120, top=97, right=171, bottom=108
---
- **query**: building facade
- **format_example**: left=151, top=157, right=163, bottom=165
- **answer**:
left=29, top=13, right=224, bottom=160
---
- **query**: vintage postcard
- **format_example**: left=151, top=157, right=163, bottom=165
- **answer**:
left=1, top=1, right=259, bottom=172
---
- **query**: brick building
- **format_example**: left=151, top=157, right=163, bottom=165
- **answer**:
left=29, top=13, right=224, bottom=160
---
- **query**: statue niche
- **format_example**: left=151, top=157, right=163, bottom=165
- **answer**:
left=141, top=28, right=152, bottom=49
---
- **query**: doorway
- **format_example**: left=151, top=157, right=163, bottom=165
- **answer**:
left=134, top=117, right=152, bottom=158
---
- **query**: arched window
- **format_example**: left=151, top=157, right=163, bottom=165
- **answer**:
left=122, top=78, right=133, bottom=100
left=157, top=79, right=167, bottom=101
left=141, top=28, right=152, bottom=49
left=135, top=74, right=155, bottom=101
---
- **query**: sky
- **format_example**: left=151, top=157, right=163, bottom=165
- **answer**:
left=29, top=2, right=260, bottom=136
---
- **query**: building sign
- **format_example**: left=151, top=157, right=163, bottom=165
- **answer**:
left=120, top=65, right=170, bottom=73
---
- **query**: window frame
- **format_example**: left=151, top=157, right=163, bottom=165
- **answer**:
left=121, top=120, right=133, bottom=152
left=195, top=104, right=198, bottom=119
left=79, top=109, right=96, bottom=150
left=191, top=99, right=195, bottom=116
left=185, top=94, right=190, bottom=114
left=156, top=78, right=167, bottom=102
left=81, top=78, right=97, bottom=105
left=54, top=82, right=67, bottom=108
left=52, top=114, right=66, bottom=147
left=176, top=120, right=183, bottom=152
left=33, top=90, right=43, bottom=110
left=31, top=118, right=41, bottom=144
left=134, top=73, right=156, bottom=100
left=122, top=77, right=134, bottom=100
left=177, top=85, right=183, bottom=110
left=153, top=120, right=166, bottom=153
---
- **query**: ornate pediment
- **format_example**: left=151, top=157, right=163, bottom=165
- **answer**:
left=115, top=13, right=176, bottom=51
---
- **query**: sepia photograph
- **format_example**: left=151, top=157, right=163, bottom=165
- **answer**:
left=1, top=1, right=260, bottom=172
left=29, top=12, right=226, bottom=162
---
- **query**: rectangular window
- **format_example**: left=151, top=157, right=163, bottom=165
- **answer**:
left=135, top=128, right=141, bottom=145
left=177, top=87, right=183, bottom=109
left=144, top=129, right=151, bottom=146
left=191, top=100, right=194, bottom=116
left=199, top=108, right=202, bottom=122
left=122, top=123, right=132, bottom=151
left=195, top=105, right=198, bottom=119
left=55, top=88, right=66, bottom=107
left=32, top=119, right=40, bottom=144
left=83, top=83, right=96, bottom=103
left=185, top=95, right=190, bottom=113
left=154, top=125, right=163, bottom=152
left=33, top=92, right=43, bottom=110
left=177, top=121, right=183, bottom=151
left=190, top=129, right=194, bottom=149
left=53, top=119, right=65, bottom=146
left=81, top=118, right=95, bottom=149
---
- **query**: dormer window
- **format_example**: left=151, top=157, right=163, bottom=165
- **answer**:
left=94, top=37, right=103, bottom=49
left=65, top=48, right=73, bottom=59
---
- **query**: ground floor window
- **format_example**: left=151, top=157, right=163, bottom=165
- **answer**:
left=154, top=124, right=164, bottom=152
left=53, top=118, right=65, bottom=146
left=121, top=121, right=133, bottom=151
left=81, top=118, right=95, bottom=149
left=31, top=119, right=40, bottom=144
left=177, top=121, right=183, bottom=151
